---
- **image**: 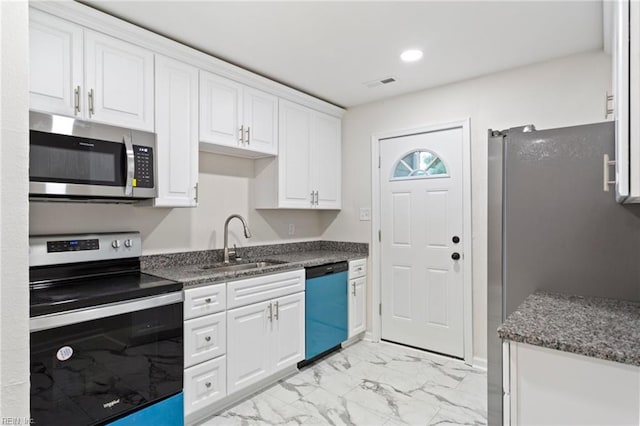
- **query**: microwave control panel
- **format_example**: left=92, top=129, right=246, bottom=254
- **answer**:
left=133, top=145, right=154, bottom=188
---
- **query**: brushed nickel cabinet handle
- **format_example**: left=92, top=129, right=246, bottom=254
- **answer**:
left=239, top=125, right=244, bottom=144
left=267, top=303, right=273, bottom=322
left=246, top=126, right=250, bottom=145
left=74, top=86, right=81, bottom=115
left=274, top=301, right=279, bottom=320
left=88, top=89, right=95, bottom=117
left=205, top=336, right=211, bottom=342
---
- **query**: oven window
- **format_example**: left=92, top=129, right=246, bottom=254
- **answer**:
left=30, top=302, right=183, bottom=426
left=30, top=130, right=126, bottom=186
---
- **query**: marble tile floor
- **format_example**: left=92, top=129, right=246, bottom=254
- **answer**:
left=199, top=340, right=487, bottom=426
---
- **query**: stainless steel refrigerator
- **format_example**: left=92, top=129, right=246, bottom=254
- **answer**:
left=487, top=121, right=640, bottom=425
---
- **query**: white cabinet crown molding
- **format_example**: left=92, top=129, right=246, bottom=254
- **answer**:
left=30, top=1, right=345, bottom=118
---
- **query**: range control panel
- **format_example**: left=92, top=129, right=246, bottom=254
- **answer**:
left=133, top=145, right=154, bottom=188
left=30, top=232, right=142, bottom=267
left=47, top=239, right=99, bottom=253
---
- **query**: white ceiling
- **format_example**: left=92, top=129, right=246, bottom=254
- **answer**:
left=82, top=1, right=604, bottom=108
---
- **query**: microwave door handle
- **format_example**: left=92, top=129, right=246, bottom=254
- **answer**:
left=123, top=134, right=135, bottom=196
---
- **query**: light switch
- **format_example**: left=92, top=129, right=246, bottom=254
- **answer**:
left=359, top=208, right=371, bottom=221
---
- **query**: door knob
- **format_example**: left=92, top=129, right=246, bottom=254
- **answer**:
left=451, top=252, right=461, bottom=260
left=452, top=236, right=460, bottom=244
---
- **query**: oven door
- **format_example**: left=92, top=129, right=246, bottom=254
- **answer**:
left=30, top=293, right=183, bottom=426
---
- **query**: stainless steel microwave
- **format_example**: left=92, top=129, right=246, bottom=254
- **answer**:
left=29, top=111, right=157, bottom=201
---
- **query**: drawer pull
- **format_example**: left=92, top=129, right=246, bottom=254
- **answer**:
left=205, top=336, right=211, bottom=342
left=205, top=382, right=212, bottom=388
left=205, top=298, right=212, bottom=303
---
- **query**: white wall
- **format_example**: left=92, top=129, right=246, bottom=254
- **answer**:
left=0, top=0, right=30, bottom=419
left=322, top=50, right=612, bottom=364
left=30, top=152, right=335, bottom=254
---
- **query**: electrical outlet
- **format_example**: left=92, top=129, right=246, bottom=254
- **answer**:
left=288, top=224, right=295, bottom=235
left=359, top=208, right=371, bottom=221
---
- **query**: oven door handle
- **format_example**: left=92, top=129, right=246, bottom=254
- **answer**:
left=123, top=133, right=135, bottom=196
left=30, top=292, right=183, bottom=332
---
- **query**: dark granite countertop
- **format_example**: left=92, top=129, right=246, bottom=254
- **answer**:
left=498, top=291, right=640, bottom=366
left=142, top=241, right=367, bottom=287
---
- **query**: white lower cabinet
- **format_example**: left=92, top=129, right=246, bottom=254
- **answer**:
left=227, top=291, right=305, bottom=394
left=348, top=258, right=367, bottom=338
left=504, top=341, right=640, bottom=425
left=184, top=356, right=227, bottom=416
left=183, top=270, right=305, bottom=423
left=183, top=282, right=228, bottom=418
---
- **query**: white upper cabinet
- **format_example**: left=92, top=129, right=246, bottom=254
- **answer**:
left=84, top=30, right=154, bottom=131
left=153, top=55, right=199, bottom=207
left=200, top=71, right=277, bottom=158
left=29, top=9, right=83, bottom=117
left=28, top=10, right=154, bottom=132
left=311, top=111, right=342, bottom=209
left=254, top=99, right=342, bottom=210
left=609, top=0, right=640, bottom=203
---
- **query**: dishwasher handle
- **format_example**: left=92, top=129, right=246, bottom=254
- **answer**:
left=305, top=261, right=348, bottom=279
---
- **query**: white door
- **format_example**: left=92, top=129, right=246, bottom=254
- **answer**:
left=226, top=300, right=272, bottom=394
left=84, top=30, right=154, bottom=131
left=311, top=111, right=342, bottom=209
left=272, top=293, right=305, bottom=371
left=154, top=55, right=199, bottom=207
left=380, top=127, right=464, bottom=357
left=199, top=71, right=243, bottom=148
left=29, top=10, right=83, bottom=117
left=244, top=87, right=278, bottom=155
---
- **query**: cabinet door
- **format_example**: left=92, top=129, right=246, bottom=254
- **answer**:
left=311, top=111, right=342, bottom=209
left=227, top=300, right=272, bottom=394
left=199, top=71, right=243, bottom=148
left=84, top=30, right=154, bottom=131
left=613, top=0, right=630, bottom=200
left=272, top=292, right=305, bottom=371
left=29, top=9, right=83, bottom=117
left=348, top=277, right=366, bottom=338
left=244, top=87, right=278, bottom=155
left=154, top=55, right=199, bottom=207
left=278, top=100, right=313, bottom=208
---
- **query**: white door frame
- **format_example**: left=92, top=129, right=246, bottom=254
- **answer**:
left=370, top=118, right=473, bottom=365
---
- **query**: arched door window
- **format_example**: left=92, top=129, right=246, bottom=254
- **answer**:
left=391, top=149, right=448, bottom=180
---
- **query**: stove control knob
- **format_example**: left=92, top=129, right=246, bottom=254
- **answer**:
left=124, top=239, right=133, bottom=248
left=112, top=240, right=121, bottom=249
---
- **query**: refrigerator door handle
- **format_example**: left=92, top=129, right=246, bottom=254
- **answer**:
left=603, top=154, right=617, bottom=192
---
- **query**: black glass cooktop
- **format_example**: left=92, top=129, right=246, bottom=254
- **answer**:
left=30, top=272, right=182, bottom=317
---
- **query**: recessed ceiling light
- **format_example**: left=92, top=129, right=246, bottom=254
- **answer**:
left=400, top=49, right=423, bottom=62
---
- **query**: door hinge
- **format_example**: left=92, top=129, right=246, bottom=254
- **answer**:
left=379, top=303, right=382, bottom=316
left=378, top=230, right=381, bottom=242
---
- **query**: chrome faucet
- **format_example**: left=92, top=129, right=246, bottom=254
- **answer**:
left=223, top=214, right=252, bottom=264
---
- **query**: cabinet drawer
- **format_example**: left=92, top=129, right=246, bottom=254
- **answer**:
left=184, top=283, right=226, bottom=319
left=184, top=356, right=226, bottom=416
left=184, top=312, right=226, bottom=368
left=227, top=269, right=305, bottom=309
left=348, top=258, right=366, bottom=279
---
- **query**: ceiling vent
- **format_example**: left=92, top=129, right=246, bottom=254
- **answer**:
left=364, top=76, right=397, bottom=88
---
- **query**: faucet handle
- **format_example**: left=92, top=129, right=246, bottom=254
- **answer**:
left=229, top=244, right=238, bottom=261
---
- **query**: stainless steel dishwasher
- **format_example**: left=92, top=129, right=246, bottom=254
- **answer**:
left=301, top=261, right=349, bottom=364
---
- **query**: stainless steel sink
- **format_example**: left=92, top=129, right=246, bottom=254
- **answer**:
left=199, top=260, right=285, bottom=272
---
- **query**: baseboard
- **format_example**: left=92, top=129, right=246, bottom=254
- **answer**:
left=364, top=331, right=377, bottom=342
left=473, top=356, right=488, bottom=371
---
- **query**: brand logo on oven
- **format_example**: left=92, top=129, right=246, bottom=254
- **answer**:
left=103, top=399, right=120, bottom=409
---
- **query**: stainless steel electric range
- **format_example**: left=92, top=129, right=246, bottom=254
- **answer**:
left=29, top=232, right=183, bottom=426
